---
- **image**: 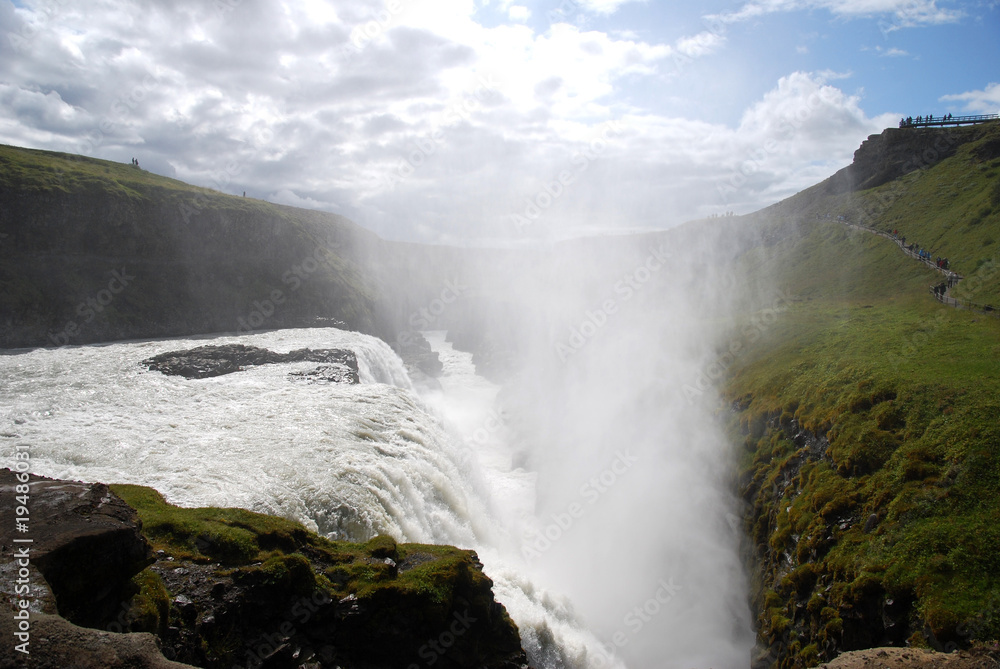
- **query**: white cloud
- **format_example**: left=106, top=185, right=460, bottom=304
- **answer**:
left=707, top=0, right=962, bottom=27
left=940, top=83, right=1000, bottom=113
left=269, top=188, right=332, bottom=211
left=675, top=30, right=725, bottom=58
left=507, top=5, right=530, bottom=21
left=576, top=0, right=645, bottom=15
left=0, top=1, right=910, bottom=244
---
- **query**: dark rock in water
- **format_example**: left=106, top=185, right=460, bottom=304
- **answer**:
left=141, top=344, right=359, bottom=382
left=392, top=332, right=444, bottom=378
left=288, top=363, right=360, bottom=384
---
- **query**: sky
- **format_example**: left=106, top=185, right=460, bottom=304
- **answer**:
left=1, top=0, right=998, bottom=245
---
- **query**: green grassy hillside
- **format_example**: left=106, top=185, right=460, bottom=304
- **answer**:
left=723, top=123, right=1000, bottom=666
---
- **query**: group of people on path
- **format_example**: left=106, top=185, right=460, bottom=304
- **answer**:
left=826, top=214, right=993, bottom=312
left=889, top=229, right=950, bottom=270
left=898, top=114, right=955, bottom=127
left=832, top=215, right=998, bottom=315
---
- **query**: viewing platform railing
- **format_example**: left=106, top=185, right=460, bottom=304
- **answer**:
left=899, top=113, right=999, bottom=128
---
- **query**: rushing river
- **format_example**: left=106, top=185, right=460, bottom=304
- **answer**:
left=0, top=327, right=626, bottom=668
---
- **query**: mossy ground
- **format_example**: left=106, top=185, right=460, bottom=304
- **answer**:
left=110, top=484, right=516, bottom=668
left=724, top=125, right=1000, bottom=666
left=111, top=483, right=476, bottom=605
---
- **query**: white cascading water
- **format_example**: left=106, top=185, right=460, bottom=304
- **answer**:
left=0, top=327, right=624, bottom=668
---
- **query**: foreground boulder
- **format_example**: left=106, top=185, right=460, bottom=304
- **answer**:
left=109, top=483, right=529, bottom=669
left=0, top=470, right=186, bottom=668
left=141, top=344, right=359, bottom=381
left=0, top=470, right=152, bottom=628
left=817, top=646, right=1000, bottom=668
left=0, top=612, right=195, bottom=669
left=1, top=470, right=529, bottom=669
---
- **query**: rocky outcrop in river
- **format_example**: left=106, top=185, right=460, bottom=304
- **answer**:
left=141, top=344, right=359, bottom=382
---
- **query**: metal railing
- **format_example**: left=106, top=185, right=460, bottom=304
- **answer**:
left=899, top=113, right=999, bottom=128
left=833, top=218, right=999, bottom=318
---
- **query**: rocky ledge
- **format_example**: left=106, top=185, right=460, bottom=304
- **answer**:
left=817, top=646, right=1000, bottom=668
left=141, top=344, right=360, bottom=382
left=0, top=470, right=529, bottom=669
left=391, top=332, right=444, bottom=386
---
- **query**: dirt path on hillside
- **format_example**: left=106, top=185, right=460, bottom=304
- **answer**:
left=834, top=219, right=999, bottom=317
left=840, top=221, right=960, bottom=281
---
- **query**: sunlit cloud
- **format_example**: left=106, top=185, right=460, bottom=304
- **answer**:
left=0, top=0, right=991, bottom=244
left=707, top=0, right=963, bottom=26
left=507, top=5, right=531, bottom=21
left=940, top=82, right=1000, bottom=113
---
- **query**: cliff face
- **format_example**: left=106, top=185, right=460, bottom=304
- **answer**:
left=0, top=146, right=402, bottom=348
left=0, top=470, right=528, bottom=669
left=846, top=127, right=969, bottom=191
left=801, top=123, right=998, bottom=201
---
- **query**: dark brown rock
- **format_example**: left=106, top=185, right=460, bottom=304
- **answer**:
left=1, top=470, right=531, bottom=669
left=0, top=611, right=196, bottom=669
left=0, top=469, right=152, bottom=629
left=141, top=344, right=359, bottom=381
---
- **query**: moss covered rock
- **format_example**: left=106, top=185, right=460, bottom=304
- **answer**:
left=111, top=484, right=528, bottom=669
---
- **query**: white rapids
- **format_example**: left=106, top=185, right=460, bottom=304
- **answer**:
left=0, top=327, right=623, bottom=669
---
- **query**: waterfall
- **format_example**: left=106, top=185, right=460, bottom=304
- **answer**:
left=0, top=327, right=624, bottom=668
